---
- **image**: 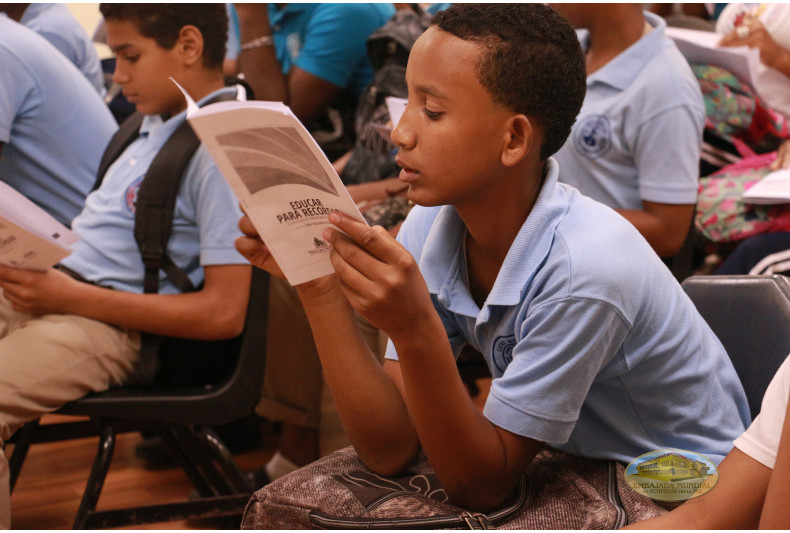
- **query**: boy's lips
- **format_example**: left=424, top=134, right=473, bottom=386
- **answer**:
left=396, top=158, right=420, bottom=182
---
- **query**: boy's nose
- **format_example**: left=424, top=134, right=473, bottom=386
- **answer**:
left=112, top=66, right=129, bottom=85
left=391, top=120, right=415, bottom=150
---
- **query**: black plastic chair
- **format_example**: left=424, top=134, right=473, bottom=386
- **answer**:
left=681, top=274, right=790, bottom=419
left=8, top=269, right=270, bottom=529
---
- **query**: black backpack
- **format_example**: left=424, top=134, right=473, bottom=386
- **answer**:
left=339, top=7, right=432, bottom=185
left=92, top=88, right=242, bottom=387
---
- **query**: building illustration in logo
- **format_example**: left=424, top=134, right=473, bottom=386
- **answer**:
left=632, top=451, right=710, bottom=482
left=625, top=449, right=718, bottom=502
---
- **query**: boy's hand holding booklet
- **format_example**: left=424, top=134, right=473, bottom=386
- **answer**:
left=0, top=181, right=78, bottom=271
left=175, top=80, right=368, bottom=286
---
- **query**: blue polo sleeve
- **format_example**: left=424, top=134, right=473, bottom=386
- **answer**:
left=484, top=296, right=630, bottom=444
left=294, top=4, right=390, bottom=89
left=633, top=103, right=705, bottom=205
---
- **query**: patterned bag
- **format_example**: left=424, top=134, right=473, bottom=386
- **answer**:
left=241, top=446, right=662, bottom=530
left=696, top=152, right=790, bottom=245
left=692, top=63, right=789, bottom=176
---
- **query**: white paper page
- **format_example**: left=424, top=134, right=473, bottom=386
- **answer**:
left=665, top=26, right=760, bottom=88
left=0, top=181, right=78, bottom=246
left=743, top=168, right=790, bottom=204
left=385, top=96, right=407, bottom=128
left=184, top=99, right=367, bottom=285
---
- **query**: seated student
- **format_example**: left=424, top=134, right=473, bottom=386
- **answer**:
left=626, top=353, right=790, bottom=529
left=552, top=4, right=705, bottom=260
left=233, top=3, right=395, bottom=160
left=0, top=17, right=117, bottom=227
left=0, top=3, right=106, bottom=95
left=0, top=4, right=250, bottom=527
left=236, top=3, right=749, bottom=512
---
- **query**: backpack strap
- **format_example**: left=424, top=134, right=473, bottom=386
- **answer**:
left=91, top=88, right=239, bottom=385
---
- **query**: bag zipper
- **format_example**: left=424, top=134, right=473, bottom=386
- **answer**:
left=308, top=474, right=530, bottom=529
left=606, top=461, right=628, bottom=529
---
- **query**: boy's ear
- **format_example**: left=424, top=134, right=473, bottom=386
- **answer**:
left=501, top=114, right=533, bottom=167
left=175, top=25, right=204, bottom=67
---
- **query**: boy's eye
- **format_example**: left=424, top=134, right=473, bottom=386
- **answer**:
left=423, top=108, right=442, bottom=120
left=120, top=54, right=139, bottom=64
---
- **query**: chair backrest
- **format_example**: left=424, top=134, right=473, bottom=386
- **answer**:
left=681, top=274, right=790, bottom=419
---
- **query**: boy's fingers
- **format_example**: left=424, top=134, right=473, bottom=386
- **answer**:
left=328, top=213, right=402, bottom=263
left=238, top=215, right=259, bottom=238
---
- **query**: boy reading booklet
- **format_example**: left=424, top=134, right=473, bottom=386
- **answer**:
left=0, top=4, right=249, bottom=527
left=237, top=4, right=749, bottom=512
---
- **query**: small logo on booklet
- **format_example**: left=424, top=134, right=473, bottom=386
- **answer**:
left=625, top=449, right=718, bottom=502
left=308, top=236, right=330, bottom=256
left=574, top=114, right=612, bottom=159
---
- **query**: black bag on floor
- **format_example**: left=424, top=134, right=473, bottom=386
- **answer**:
left=241, top=446, right=663, bottom=529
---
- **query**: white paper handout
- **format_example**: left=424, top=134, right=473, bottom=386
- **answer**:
left=0, top=181, right=78, bottom=270
left=174, top=80, right=368, bottom=285
left=742, top=168, right=790, bottom=204
left=665, top=26, right=760, bottom=88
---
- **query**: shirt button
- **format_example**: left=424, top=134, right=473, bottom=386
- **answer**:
left=129, top=157, right=138, bottom=166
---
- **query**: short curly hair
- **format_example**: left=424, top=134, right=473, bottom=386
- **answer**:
left=433, top=4, right=586, bottom=160
left=99, top=4, right=227, bottom=71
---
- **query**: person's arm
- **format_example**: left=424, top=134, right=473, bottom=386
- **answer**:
left=0, top=263, right=251, bottom=340
left=759, top=388, right=790, bottom=528
left=718, top=16, right=790, bottom=78
left=624, top=447, right=772, bottom=529
left=771, top=139, right=790, bottom=171
left=616, top=202, right=694, bottom=258
left=623, top=102, right=702, bottom=258
left=235, top=212, right=543, bottom=511
left=234, top=4, right=343, bottom=122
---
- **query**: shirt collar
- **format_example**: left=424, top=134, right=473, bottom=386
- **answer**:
left=584, top=11, right=666, bottom=91
left=421, top=158, right=568, bottom=316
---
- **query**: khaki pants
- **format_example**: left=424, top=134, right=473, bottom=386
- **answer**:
left=256, top=276, right=384, bottom=430
left=0, top=292, right=140, bottom=528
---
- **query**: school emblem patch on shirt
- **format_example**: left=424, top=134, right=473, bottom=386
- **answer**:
left=492, top=335, right=516, bottom=374
left=574, top=114, right=612, bottom=159
left=125, top=176, right=143, bottom=214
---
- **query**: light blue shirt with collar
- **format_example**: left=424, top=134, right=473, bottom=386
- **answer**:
left=20, top=3, right=105, bottom=95
left=555, top=12, right=705, bottom=210
left=0, top=17, right=116, bottom=227
left=60, top=87, right=247, bottom=294
left=386, top=159, right=749, bottom=464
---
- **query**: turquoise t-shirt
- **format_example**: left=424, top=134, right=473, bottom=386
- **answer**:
left=267, top=3, right=396, bottom=96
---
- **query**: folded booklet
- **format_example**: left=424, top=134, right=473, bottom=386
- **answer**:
left=176, top=81, right=368, bottom=286
left=742, top=168, right=790, bottom=204
left=0, top=181, right=78, bottom=271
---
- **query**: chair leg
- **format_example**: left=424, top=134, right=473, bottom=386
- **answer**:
left=72, top=422, right=116, bottom=530
left=8, top=419, right=40, bottom=493
left=196, top=426, right=252, bottom=493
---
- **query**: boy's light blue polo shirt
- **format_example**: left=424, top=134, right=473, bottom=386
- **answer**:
left=267, top=3, right=395, bottom=96
left=555, top=12, right=705, bottom=210
left=387, top=159, right=749, bottom=465
left=0, top=17, right=117, bottom=227
left=60, top=87, right=247, bottom=295
left=20, top=3, right=105, bottom=95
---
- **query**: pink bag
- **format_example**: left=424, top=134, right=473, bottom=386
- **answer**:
left=696, top=152, right=790, bottom=244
